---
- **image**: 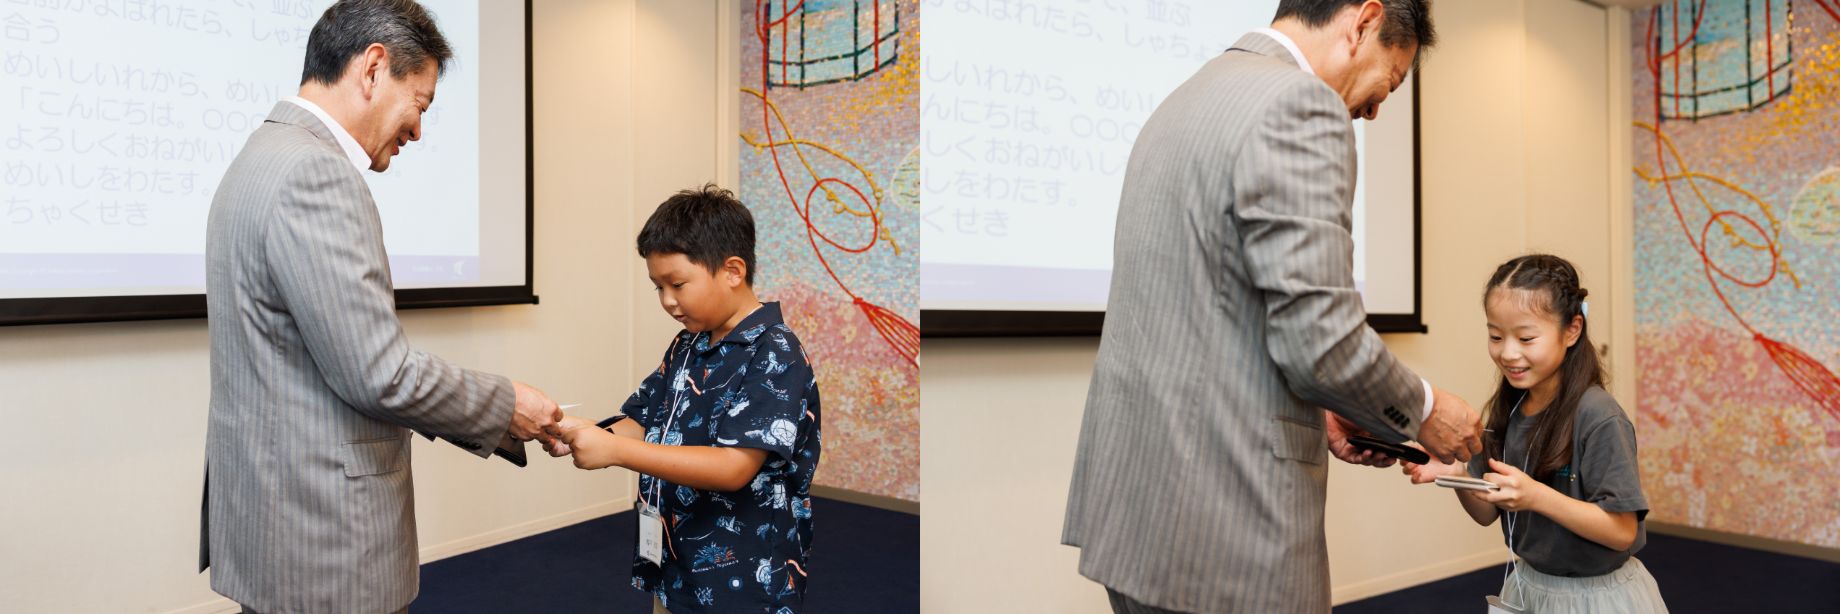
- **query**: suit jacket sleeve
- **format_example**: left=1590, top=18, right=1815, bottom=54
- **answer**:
left=1230, top=78, right=1425, bottom=441
left=264, top=152, right=515, bottom=457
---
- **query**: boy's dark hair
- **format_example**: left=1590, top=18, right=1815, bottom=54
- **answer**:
left=301, top=0, right=453, bottom=86
left=637, top=184, right=759, bottom=285
left=1480, top=254, right=1606, bottom=480
left=1274, top=0, right=1437, bottom=50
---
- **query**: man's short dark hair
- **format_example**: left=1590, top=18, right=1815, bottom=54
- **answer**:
left=638, top=184, right=759, bottom=285
left=300, top=0, right=453, bottom=86
left=1274, top=0, right=1436, bottom=50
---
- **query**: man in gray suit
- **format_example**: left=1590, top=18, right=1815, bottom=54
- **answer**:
left=1063, top=2, right=1482, bottom=612
left=199, top=2, right=562, bottom=612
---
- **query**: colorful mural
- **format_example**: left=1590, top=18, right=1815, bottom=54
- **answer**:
left=739, top=0, right=919, bottom=501
left=1633, top=0, right=1840, bottom=547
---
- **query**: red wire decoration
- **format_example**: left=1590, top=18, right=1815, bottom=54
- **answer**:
left=750, top=1, right=918, bottom=365
left=1641, top=1, right=1840, bottom=425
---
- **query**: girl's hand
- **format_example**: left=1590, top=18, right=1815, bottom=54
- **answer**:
left=1399, top=443, right=1465, bottom=484
left=1482, top=458, right=1550, bottom=513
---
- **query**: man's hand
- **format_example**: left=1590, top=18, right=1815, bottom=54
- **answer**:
left=1416, top=386, right=1483, bottom=464
left=510, top=381, right=562, bottom=445
left=1325, top=410, right=1396, bottom=468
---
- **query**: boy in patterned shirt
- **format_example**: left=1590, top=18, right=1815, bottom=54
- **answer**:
left=555, top=184, right=821, bottom=613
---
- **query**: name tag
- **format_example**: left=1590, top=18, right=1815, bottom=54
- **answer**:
left=638, top=503, right=665, bottom=565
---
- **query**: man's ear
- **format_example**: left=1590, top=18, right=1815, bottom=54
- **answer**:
left=1351, top=0, right=1386, bottom=51
left=357, top=43, right=389, bottom=100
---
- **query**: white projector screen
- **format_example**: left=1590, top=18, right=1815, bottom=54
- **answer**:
left=919, top=1, right=1422, bottom=334
left=0, top=0, right=531, bottom=325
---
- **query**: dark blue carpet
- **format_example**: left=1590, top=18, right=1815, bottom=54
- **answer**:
left=1334, top=532, right=1840, bottom=613
left=412, top=497, right=918, bottom=613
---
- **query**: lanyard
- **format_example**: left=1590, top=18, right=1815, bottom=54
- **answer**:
left=647, top=332, right=702, bottom=510
left=1501, top=393, right=1531, bottom=608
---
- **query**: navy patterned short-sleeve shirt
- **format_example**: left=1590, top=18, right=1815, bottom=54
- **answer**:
left=609, top=302, right=821, bottom=613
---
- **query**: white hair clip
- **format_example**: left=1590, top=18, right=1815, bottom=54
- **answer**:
left=1581, top=300, right=1589, bottom=318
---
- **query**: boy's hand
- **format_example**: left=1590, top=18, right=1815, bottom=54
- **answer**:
left=1399, top=442, right=1466, bottom=484
left=1482, top=458, right=1549, bottom=513
left=543, top=415, right=590, bottom=457
left=556, top=414, right=620, bottom=470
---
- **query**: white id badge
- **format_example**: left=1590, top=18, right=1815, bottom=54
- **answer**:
left=1486, top=595, right=1527, bottom=614
left=638, top=504, right=665, bottom=565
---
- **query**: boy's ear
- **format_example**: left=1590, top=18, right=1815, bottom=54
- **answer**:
left=723, top=256, right=749, bottom=288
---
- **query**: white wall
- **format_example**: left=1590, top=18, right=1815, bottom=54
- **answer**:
left=918, top=1, right=1628, bottom=611
left=0, top=1, right=723, bottom=611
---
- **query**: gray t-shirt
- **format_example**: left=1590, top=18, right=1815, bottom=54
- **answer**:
left=1468, top=386, right=1648, bottom=577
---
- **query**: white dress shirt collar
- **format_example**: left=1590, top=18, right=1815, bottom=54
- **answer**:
left=1253, top=28, right=1316, bottom=76
left=283, top=96, right=373, bottom=171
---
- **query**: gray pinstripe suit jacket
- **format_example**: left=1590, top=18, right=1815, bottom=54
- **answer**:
left=1061, top=34, right=1427, bottom=613
left=199, top=102, right=518, bottom=613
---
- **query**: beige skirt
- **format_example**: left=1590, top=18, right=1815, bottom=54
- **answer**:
left=1498, top=557, right=1669, bottom=614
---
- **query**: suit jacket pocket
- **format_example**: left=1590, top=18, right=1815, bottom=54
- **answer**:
left=342, top=436, right=407, bottom=477
left=1270, top=416, right=1326, bottom=465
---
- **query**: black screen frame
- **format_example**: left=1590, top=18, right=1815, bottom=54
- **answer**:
left=0, top=0, right=538, bottom=328
left=921, top=78, right=1426, bottom=338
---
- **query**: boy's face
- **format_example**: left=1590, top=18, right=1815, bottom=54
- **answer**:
left=646, top=252, right=744, bottom=334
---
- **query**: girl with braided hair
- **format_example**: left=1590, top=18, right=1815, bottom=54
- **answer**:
left=1402, top=254, right=1668, bottom=613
